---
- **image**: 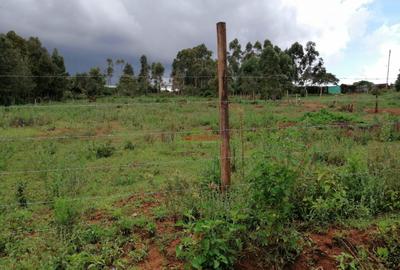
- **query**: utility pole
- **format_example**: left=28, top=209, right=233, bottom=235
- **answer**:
left=217, top=22, right=231, bottom=192
left=386, top=49, right=392, bottom=88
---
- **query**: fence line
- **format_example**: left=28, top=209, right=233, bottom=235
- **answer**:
left=0, top=155, right=248, bottom=176
left=0, top=122, right=391, bottom=142
left=0, top=100, right=221, bottom=109
left=0, top=168, right=396, bottom=209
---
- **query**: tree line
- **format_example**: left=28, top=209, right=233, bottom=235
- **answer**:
left=0, top=31, right=165, bottom=105
left=7, top=30, right=399, bottom=105
left=171, top=39, right=339, bottom=99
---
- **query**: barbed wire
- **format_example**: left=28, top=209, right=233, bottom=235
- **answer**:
left=0, top=167, right=397, bottom=209
left=0, top=99, right=221, bottom=109
left=0, top=155, right=244, bottom=176
left=0, top=122, right=388, bottom=142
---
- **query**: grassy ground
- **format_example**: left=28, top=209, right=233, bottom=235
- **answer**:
left=1, top=92, right=400, bottom=269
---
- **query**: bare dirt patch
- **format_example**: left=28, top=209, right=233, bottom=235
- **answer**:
left=291, top=228, right=377, bottom=270
left=302, top=102, right=326, bottom=111
left=116, top=193, right=184, bottom=269
left=365, top=108, right=400, bottom=115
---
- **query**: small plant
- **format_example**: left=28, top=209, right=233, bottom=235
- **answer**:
left=123, top=141, right=135, bottom=150
left=153, top=206, right=168, bottom=221
left=300, top=109, right=357, bottom=125
left=130, top=248, right=148, bottom=263
left=53, top=198, right=79, bottom=235
left=117, top=216, right=156, bottom=237
left=92, top=142, right=115, bottom=159
left=374, top=221, right=400, bottom=268
left=176, top=219, right=243, bottom=270
left=336, top=252, right=359, bottom=270
left=16, top=182, right=27, bottom=208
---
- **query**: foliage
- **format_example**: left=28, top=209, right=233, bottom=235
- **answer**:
left=375, top=221, right=400, bottom=268
left=177, top=219, right=243, bottom=270
left=395, top=70, right=400, bottom=92
left=15, top=182, right=27, bottom=208
left=336, top=252, right=359, bottom=270
left=91, top=142, right=115, bottom=159
left=53, top=198, right=79, bottom=234
left=300, top=109, right=356, bottom=125
left=117, top=63, right=138, bottom=96
left=171, top=44, right=217, bottom=95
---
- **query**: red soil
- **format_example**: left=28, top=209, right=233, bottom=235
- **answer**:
left=365, top=108, right=400, bottom=115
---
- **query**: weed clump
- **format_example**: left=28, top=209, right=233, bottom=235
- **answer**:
left=53, top=198, right=79, bottom=235
left=300, top=109, right=357, bottom=125
left=90, top=142, right=115, bottom=158
left=16, top=182, right=27, bottom=208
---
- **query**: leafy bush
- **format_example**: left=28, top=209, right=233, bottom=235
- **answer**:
left=117, top=216, right=156, bottom=237
left=91, top=142, right=115, bottom=159
left=374, top=221, right=400, bottom=268
left=177, top=219, right=243, bottom=270
left=53, top=198, right=79, bottom=234
left=300, top=109, right=356, bottom=125
left=15, top=182, right=27, bottom=208
left=123, top=140, right=135, bottom=150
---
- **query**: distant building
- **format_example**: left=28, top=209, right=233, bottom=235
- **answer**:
left=327, top=85, right=341, bottom=94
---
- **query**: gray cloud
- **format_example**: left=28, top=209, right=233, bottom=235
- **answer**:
left=0, top=0, right=313, bottom=74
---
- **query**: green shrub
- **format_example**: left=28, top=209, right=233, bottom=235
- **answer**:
left=375, top=221, right=400, bottom=268
left=177, top=219, right=243, bottom=270
left=79, top=225, right=114, bottom=245
left=300, top=109, right=356, bottom=125
left=53, top=198, right=79, bottom=233
left=249, top=160, right=296, bottom=219
left=123, top=141, right=135, bottom=150
left=15, top=182, right=27, bottom=208
left=90, top=142, right=115, bottom=159
left=117, top=216, right=156, bottom=237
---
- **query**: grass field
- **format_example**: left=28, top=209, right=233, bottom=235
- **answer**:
left=1, top=92, right=400, bottom=269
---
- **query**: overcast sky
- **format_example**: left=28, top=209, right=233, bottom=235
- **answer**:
left=1, top=0, right=399, bottom=83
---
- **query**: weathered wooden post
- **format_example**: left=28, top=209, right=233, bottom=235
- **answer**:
left=217, top=22, right=231, bottom=191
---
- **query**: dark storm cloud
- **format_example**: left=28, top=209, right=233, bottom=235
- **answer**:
left=0, top=0, right=312, bottom=73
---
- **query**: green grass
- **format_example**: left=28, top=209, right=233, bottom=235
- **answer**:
left=1, top=92, right=400, bottom=269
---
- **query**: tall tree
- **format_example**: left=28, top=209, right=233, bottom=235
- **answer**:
left=395, top=70, right=400, bottom=92
left=253, top=41, right=263, bottom=56
left=287, top=42, right=305, bottom=86
left=117, top=63, right=137, bottom=96
left=243, top=42, right=254, bottom=61
left=87, top=67, right=105, bottom=99
left=228, top=39, right=242, bottom=95
left=239, top=55, right=261, bottom=99
left=171, top=44, right=216, bottom=95
left=50, top=48, right=68, bottom=100
left=0, top=34, right=35, bottom=105
left=313, top=62, right=339, bottom=95
left=151, top=62, right=165, bottom=93
left=138, top=55, right=150, bottom=94
left=26, top=37, right=58, bottom=100
left=301, top=41, right=320, bottom=87
left=106, top=58, right=114, bottom=85
left=115, top=59, right=125, bottom=73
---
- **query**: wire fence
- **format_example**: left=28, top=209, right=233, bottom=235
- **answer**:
left=0, top=167, right=397, bottom=210
left=0, top=122, right=387, bottom=142
left=1, top=87, right=399, bottom=219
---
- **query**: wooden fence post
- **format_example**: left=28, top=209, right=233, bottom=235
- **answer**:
left=217, top=22, right=231, bottom=192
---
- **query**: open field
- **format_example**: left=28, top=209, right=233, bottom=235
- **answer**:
left=1, top=92, right=400, bottom=269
